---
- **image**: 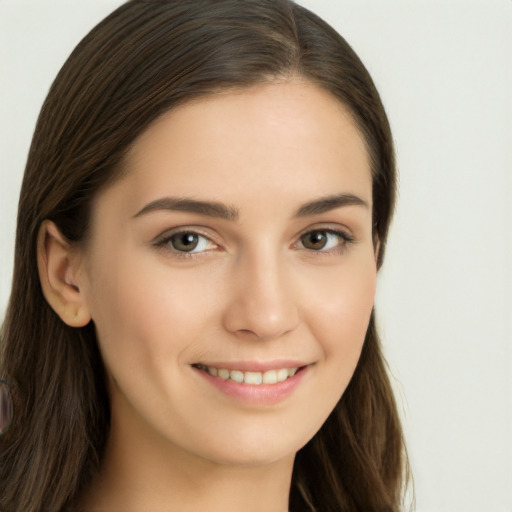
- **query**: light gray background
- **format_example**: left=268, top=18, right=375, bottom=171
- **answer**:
left=1, top=1, right=511, bottom=510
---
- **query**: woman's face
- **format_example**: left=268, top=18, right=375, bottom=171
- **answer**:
left=78, top=80, right=376, bottom=467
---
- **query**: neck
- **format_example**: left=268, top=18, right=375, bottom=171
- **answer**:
left=79, top=402, right=294, bottom=512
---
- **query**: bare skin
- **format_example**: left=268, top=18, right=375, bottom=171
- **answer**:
left=39, top=79, right=377, bottom=512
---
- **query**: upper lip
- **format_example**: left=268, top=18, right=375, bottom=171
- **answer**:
left=192, top=360, right=312, bottom=372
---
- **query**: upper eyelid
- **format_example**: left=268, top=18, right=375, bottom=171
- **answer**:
left=296, top=223, right=354, bottom=240
left=153, top=226, right=217, bottom=243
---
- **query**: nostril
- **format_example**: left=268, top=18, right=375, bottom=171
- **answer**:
left=237, top=328, right=286, bottom=342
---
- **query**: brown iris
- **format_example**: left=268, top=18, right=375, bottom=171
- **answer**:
left=170, top=233, right=200, bottom=252
left=301, top=231, right=330, bottom=250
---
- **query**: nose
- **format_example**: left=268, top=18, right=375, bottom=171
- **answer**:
left=222, top=249, right=300, bottom=341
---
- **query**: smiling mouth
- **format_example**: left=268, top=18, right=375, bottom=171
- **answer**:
left=192, top=364, right=303, bottom=385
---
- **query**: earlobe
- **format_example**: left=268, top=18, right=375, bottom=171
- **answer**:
left=37, top=220, right=91, bottom=327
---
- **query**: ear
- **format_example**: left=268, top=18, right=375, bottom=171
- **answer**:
left=37, top=220, right=91, bottom=327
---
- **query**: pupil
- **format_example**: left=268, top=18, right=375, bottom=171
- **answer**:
left=173, top=233, right=198, bottom=252
left=305, top=231, right=327, bottom=249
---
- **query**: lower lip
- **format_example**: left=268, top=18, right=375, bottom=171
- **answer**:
left=194, top=366, right=308, bottom=406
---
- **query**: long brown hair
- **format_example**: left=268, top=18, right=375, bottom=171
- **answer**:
left=0, top=1, right=408, bottom=510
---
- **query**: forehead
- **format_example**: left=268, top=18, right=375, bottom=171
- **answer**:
left=107, top=80, right=372, bottom=214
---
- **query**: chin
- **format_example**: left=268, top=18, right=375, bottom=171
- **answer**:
left=187, top=424, right=314, bottom=468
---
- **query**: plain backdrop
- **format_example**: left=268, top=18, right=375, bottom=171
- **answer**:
left=1, top=1, right=511, bottom=510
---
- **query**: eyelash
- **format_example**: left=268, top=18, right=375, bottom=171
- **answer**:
left=154, top=229, right=218, bottom=259
left=295, top=229, right=354, bottom=254
left=153, top=227, right=354, bottom=259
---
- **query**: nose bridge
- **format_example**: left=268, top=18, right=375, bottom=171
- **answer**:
left=222, top=242, right=300, bottom=340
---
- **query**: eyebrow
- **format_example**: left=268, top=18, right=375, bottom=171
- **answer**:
left=294, top=194, right=369, bottom=216
left=133, top=197, right=239, bottom=221
left=133, top=193, right=368, bottom=221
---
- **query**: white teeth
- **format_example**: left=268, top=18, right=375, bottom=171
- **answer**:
left=218, top=368, right=230, bottom=380
left=276, top=368, right=289, bottom=382
left=230, top=370, right=244, bottom=383
left=203, top=365, right=299, bottom=385
left=262, top=369, right=278, bottom=384
left=244, top=371, right=263, bottom=385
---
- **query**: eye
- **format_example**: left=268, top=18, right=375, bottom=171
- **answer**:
left=298, top=229, right=352, bottom=252
left=156, top=231, right=216, bottom=254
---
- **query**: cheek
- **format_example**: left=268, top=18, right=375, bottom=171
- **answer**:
left=82, top=251, right=223, bottom=432
left=288, top=256, right=376, bottom=444
left=303, top=255, right=377, bottom=362
left=83, top=247, right=222, bottom=375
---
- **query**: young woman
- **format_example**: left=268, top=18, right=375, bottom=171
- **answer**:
left=0, top=1, right=408, bottom=511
